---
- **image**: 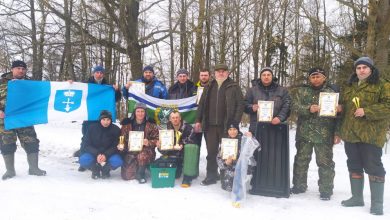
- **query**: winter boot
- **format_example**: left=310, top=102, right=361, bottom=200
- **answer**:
left=2, top=154, right=16, bottom=180
left=136, top=165, right=147, bottom=184
left=91, top=164, right=100, bottom=179
left=181, top=175, right=192, bottom=188
left=27, top=153, right=46, bottom=176
left=369, top=176, right=384, bottom=215
left=341, top=173, right=364, bottom=207
left=101, top=164, right=111, bottom=179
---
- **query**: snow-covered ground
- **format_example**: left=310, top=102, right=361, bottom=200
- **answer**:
left=0, top=121, right=389, bottom=220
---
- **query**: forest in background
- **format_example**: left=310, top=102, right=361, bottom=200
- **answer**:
left=0, top=0, right=389, bottom=118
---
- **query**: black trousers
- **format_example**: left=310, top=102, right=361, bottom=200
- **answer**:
left=205, top=125, right=224, bottom=178
left=344, top=142, right=386, bottom=177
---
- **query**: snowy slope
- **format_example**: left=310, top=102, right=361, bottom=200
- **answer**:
left=0, top=121, right=388, bottom=220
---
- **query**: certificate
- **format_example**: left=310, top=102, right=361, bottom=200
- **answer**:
left=319, top=92, right=339, bottom=117
left=128, top=131, right=144, bottom=152
left=220, top=138, right=238, bottom=160
left=257, top=101, right=274, bottom=122
left=159, top=129, right=174, bottom=150
left=129, top=81, right=145, bottom=94
left=196, top=87, right=204, bottom=105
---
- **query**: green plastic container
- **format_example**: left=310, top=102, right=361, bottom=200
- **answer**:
left=150, top=164, right=176, bottom=188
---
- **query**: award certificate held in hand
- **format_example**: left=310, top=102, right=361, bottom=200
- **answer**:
left=319, top=92, right=339, bottom=117
left=220, top=138, right=238, bottom=160
left=159, top=129, right=174, bottom=150
left=257, top=100, right=274, bottom=122
left=128, top=131, right=144, bottom=152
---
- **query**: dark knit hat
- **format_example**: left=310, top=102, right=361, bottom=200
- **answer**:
left=176, top=68, right=189, bottom=76
left=354, top=56, right=374, bottom=68
left=214, top=63, right=229, bottom=71
left=260, top=67, right=273, bottom=76
left=134, top=102, right=147, bottom=110
left=11, top=60, right=27, bottom=69
left=228, top=123, right=239, bottom=131
left=308, top=67, right=326, bottom=77
left=93, top=65, right=105, bottom=73
left=143, top=65, right=154, bottom=74
left=99, top=110, right=112, bottom=120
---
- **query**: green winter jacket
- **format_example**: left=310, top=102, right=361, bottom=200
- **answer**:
left=339, top=76, right=390, bottom=148
left=292, top=83, right=339, bottom=145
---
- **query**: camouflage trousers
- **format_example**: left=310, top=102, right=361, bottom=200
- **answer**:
left=292, top=140, right=335, bottom=194
left=0, top=124, right=40, bottom=155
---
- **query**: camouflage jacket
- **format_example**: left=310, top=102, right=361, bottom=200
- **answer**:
left=0, top=72, right=18, bottom=111
left=339, top=78, right=390, bottom=148
left=292, top=84, right=339, bottom=144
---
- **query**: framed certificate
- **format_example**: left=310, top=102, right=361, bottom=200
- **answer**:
left=257, top=101, right=274, bottom=122
left=319, top=92, right=339, bottom=117
left=196, top=87, right=204, bottom=105
left=221, top=138, right=238, bottom=160
left=128, top=131, right=144, bottom=152
left=159, top=129, right=174, bottom=150
left=129, top=81, right=145, bottom=94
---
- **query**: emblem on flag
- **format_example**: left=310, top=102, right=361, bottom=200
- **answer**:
left=54, top=89, right=82, bottom=113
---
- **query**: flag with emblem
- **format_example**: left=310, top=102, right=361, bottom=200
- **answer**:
left=4, top=80, right=116, bottom=130
left=127, top=89, right=198, bottom=126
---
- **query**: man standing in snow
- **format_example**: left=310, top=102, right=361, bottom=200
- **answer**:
left=195, top=63, right=245, bottom=186
left=290, top=67, right=341, bottom=200
left=339, top=57, right=389, bottom=215
left=0, top=60, right=46, bottom=180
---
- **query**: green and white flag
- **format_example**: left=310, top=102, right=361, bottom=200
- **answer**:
left=127, top=90, right=198, bottom=125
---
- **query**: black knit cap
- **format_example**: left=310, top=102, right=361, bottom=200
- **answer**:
left=11, top=60, right=27, bottom=69
left=228, top=123, right=239, bottom=131
left=99, top=110, right=112, bottom=120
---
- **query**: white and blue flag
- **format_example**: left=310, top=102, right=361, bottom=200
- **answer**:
left=4, top=81, right=116, bottom=130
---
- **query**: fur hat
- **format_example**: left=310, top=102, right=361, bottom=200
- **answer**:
left=143, top=65, right=154, bottom=74
left=11, top=60, right=27, bottom=69
left=308, top=67, right=326, bottom=77
left=354, top=56, right=374, bottom=69
left=93, top=65, right=105, bottom=73
left=134, top=102, right=147, bottom=110
left=99, top=110, right=112, bottom=120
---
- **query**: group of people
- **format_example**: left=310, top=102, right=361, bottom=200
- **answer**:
left=0, top=56, right=388, bottom=215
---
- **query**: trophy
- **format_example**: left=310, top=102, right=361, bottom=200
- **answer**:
left=352, top=97, right=360, bottom=108
left=118, top=136, right=125, bottom=151
left=173, top=130, right=182, bottom=150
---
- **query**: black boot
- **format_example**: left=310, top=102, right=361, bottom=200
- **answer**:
left=101, top=164, right=111, bottom=179
left=137, top=165, right=146, bottom=184
left=341, top=173, right=364, bottom=207
left=369, top=176, right=384, bottom=215
left=91, top=164, right=100, bottom=179
left=27, top=153, right=46, bottom=176
left=181, top=175, right=193, bottom=188
left=2, top=154, right=16, bottom=180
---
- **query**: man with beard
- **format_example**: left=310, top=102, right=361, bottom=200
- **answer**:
left=122, top=65, right=168, bottom=99
left=195, top=63, right=245, bottom=186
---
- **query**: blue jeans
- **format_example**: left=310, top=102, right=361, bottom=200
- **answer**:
left=79, top=153, right=123, bottom=169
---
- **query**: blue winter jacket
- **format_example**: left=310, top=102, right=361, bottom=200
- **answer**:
left=122, top=77, right=168, bottom=99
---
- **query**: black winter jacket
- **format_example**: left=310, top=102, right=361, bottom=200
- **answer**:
left=83, top=122, right=121, bottom=158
